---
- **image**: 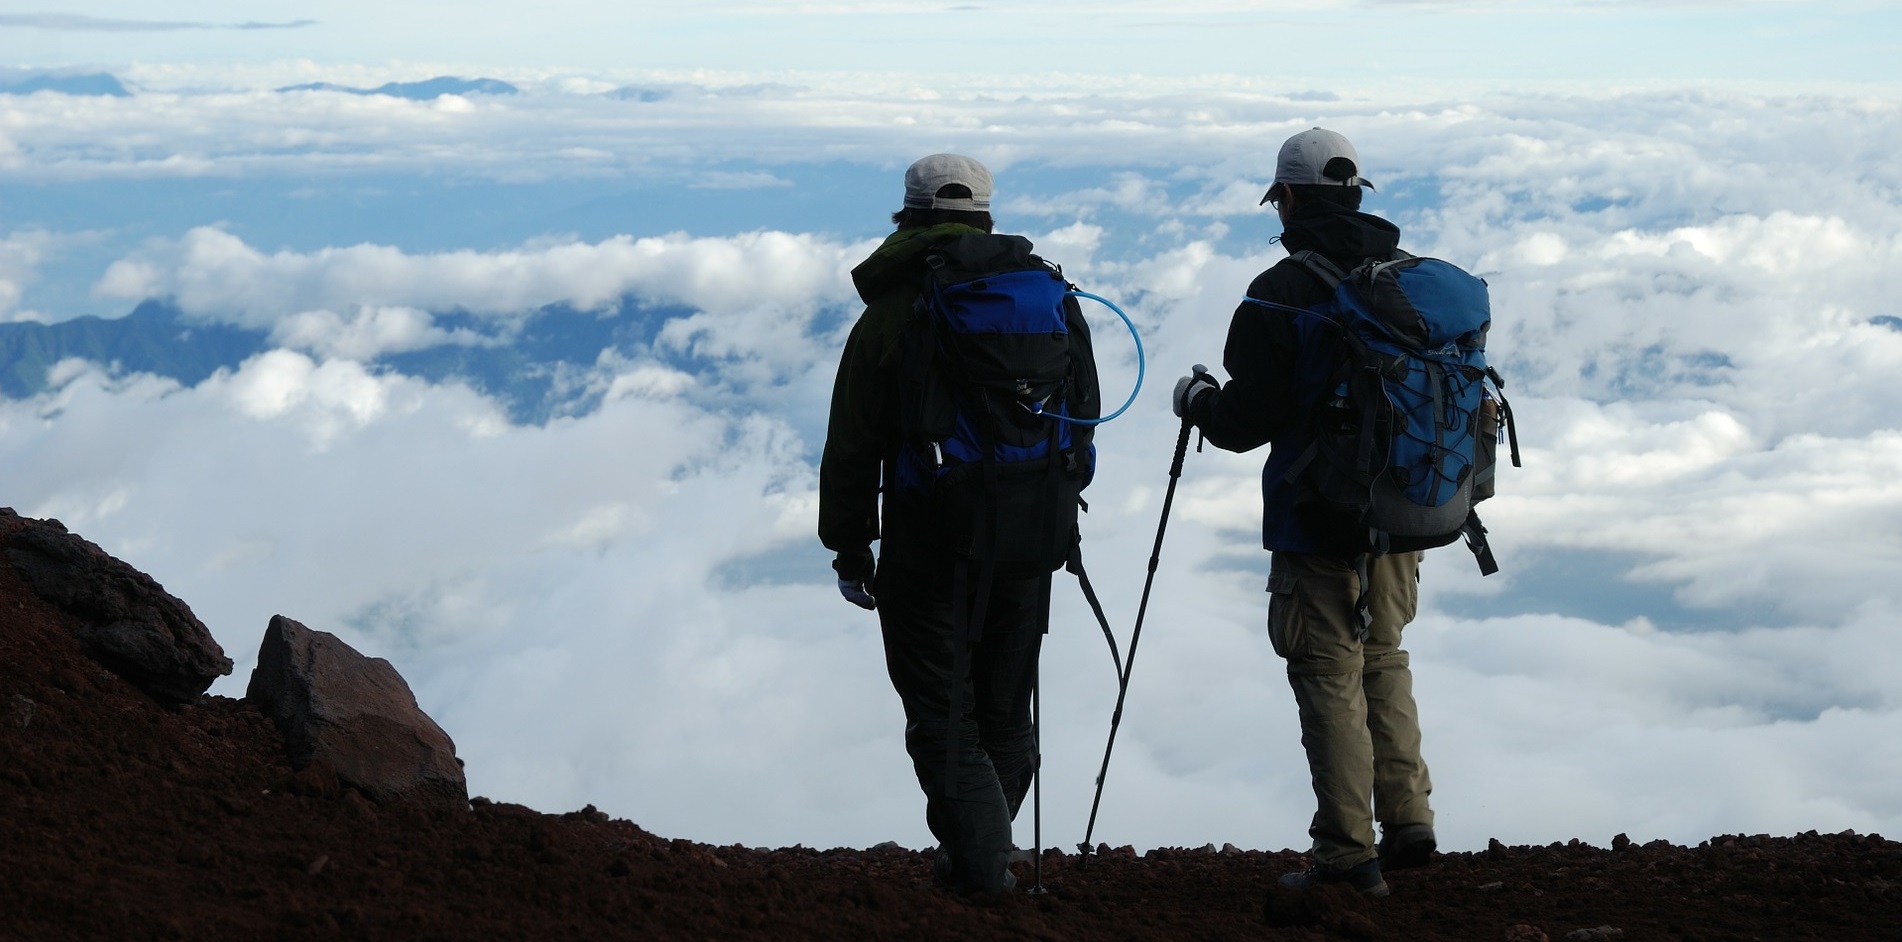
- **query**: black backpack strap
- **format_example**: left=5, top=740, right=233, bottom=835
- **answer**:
left=1461, top=510, right=1500, bottom=576
left=1281, top=440, right=1319, bottom=486
left=1350, top=553, right=1375, bottom=643
left=1065, top=536, right=1124, bottom=684
left=1487, top=367, right=1522, bottom=468
left=1288, top=250, right=1347, bottom=289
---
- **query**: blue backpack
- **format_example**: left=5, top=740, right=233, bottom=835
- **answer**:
left=1259, top=251, right=1520, bottom=575
left=893, top=233, right=1096, bottom=578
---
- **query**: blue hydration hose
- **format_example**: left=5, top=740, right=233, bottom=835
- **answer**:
left=1029, top=290, right=1143, bottom=426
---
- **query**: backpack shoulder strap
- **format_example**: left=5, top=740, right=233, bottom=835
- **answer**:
left=1237, top=253, right=1343, bottom=316
left=924, top=232, right=1040, bottom=285
left=1288, top=249, right=1347, bottom=290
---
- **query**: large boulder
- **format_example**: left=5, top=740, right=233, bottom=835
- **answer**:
left=246, top=614, right=468, bottom=809
left=1, top=508, right=233, bottom=704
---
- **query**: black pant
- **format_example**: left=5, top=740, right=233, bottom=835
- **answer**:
left=875, top=549, right=1047, bottom=893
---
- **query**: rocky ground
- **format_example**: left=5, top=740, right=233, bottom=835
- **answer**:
left=4, top=509, right=1899, bottom=941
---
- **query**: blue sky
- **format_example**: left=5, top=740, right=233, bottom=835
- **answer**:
left=2, top=2, right=1900, bottom=855
left=5, top=2, right=1900, bottom=86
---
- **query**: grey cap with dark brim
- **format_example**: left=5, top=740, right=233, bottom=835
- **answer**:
left=903, top=153, right=993, bottom=211
left=1261, top=127, right=1375, bottom=205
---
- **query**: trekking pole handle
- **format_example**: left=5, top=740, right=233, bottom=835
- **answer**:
left=1170, top=366, right=1205, bottom=477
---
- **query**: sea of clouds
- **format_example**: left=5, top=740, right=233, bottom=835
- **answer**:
left=2, top=70, right=1899, bottom=853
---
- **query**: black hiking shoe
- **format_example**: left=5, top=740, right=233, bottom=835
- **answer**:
left=933, top=850, right=955, bottom=887
left=1378, top=824, right=1437, bottom=871
left=933, top=850, right=1016, bottom=897
left=1278, top=858, right=1390, bottom=898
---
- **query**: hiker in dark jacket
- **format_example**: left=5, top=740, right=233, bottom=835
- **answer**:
left=818, top=154, right=1099, bottom=896
left=1173, top=128, right=1436, bottom=899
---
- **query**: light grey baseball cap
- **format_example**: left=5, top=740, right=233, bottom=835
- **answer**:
left=1261, top=127, right=1375, bottom=205
left=903, top=153, right=993, bottom=211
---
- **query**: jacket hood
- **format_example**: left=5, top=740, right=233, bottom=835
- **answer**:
left=1280, top=200, right=1401, bottom=266
left=850, top=223, right=990, bottom=305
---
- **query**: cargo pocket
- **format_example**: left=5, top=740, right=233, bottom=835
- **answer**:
left=1266, top=567, right=1305, bottom=661
left=1365, top=552, right=1421, bottom=643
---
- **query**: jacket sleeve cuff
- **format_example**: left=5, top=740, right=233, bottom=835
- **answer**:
left=831, top=547, right=876, bottom=582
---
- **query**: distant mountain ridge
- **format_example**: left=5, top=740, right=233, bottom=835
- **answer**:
left=0, top=299, right=686, bottom=425
left=0, top=72, right=129, bottom=97
left=0, top=302, right=264, bottom=398
left=275, top=77, right=518, bottom=100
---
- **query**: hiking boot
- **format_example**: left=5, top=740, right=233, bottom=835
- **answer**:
left=1378, top=824, right=1437, bottom=871
left=1278, top=858, right=1390, bottom=898
left=933, top=850, right=1016, bottom=897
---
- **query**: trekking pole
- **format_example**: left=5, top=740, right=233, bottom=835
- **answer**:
left=1077, top=364, right=1207, bottom=863
left=1028, top=668, right=1047, bottom=896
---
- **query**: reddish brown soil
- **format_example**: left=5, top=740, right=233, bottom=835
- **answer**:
left=4, top=544, right=1900, bottom=941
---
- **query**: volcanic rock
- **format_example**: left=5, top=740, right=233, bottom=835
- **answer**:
left=1, top=508, right=231, bottom=703
left=245, top=614, right=467, bottom=809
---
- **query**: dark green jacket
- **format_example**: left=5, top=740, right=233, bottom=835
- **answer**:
left=817, top=224, right=984, bottom=562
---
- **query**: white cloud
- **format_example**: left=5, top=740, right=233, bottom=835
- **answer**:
left=0, top=70, right=1887, bottom=192
left=269, top=305, right=493, bottom=360
left=94, top=227, right=872, bottom=331
left=0, top=230, right=54, bottom=322
left=1413, top=601, right=1902, bottom=845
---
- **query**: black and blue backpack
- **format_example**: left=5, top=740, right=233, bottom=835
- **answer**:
left=1257, top=250, right=1521, bottom=575
left=893, top=232, right=1097, bottom=579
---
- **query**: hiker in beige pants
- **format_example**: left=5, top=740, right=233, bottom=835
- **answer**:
left=1175, top=128, right=1442, bottom=897
left=1268, top=550, right=1433, bottom=872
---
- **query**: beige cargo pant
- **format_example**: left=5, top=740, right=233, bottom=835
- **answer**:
left=1267, top=550, right=1433, bottom=870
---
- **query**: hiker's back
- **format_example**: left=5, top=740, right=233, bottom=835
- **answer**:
left=888, top=231, right=1099, bottom=577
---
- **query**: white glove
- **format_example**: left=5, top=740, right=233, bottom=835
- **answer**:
left=837, top=578, right=877, bottom=610
left=1173, top=370, right=1217, bottom=418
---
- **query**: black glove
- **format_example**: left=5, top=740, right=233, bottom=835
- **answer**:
left=1173, top=369, right=1217, bottom=418
left=833, top=548, right=876, bottom=610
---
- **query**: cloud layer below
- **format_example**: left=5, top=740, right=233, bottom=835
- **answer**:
left=3, top=74, right=1900, bottom=853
